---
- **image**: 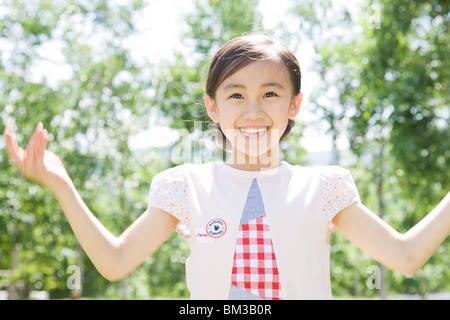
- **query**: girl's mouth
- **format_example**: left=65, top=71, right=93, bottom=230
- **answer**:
left=238, top=127, right=269, bottom=140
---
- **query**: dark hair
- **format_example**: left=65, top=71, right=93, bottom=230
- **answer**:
left=206, top=33, right=301, bottom=148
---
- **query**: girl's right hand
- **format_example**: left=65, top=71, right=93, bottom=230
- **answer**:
left=4, top=123, right=71, bottom=192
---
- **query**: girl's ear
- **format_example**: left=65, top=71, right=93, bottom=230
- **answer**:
left=288, top=92, right=303, bottom=120
left=204, top=95, right=220, bottom=123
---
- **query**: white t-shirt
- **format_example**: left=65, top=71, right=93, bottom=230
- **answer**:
left=148, top=161, right=360, bottom=299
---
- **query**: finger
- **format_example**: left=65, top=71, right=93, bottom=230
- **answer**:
left=26, top=122, right=43, bottom=159
left=35, top=123, right=44, bottom=160
left=25, top=122, right=43, bottom=174
left=5, top=126, right=16, bottom=159
left=43, top=128, right=48, bottom=145
left=5, top=126, right=26, bottom=172
left=5, top=126, right=20, bottom=161
left=36, top=128, right=48, bottom=167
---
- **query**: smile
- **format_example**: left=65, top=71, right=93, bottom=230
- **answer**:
left=238, top=127, right=269, bottom=140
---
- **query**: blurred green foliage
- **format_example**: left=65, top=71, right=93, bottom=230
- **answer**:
left=294, top=0, right=449, bottom=298
left=0, top=0, right=448, bottom=299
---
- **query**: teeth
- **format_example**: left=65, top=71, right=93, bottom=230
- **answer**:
left=239, top=128, right=267, bottom=135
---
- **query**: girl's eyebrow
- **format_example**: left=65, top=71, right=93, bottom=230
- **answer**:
left=223, top=82, right=285, bottom=91
left=261, top=82, right=284, bottom=89
left=223, top=83, right=245, bottom=91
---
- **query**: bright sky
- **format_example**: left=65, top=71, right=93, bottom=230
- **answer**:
left=125, top=0, right=294, bottom=63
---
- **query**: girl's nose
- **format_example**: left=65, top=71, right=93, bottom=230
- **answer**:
left=244, top=101, right=264, bottom=120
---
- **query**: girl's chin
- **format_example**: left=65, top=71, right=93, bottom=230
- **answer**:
left=230, top=145, right=280, bottom=164
left=226, top=152, right=280, bottom=169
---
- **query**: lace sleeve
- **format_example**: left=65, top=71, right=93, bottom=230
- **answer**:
left=147, top=166, right=190, bottom=224
left=319, top=166, right=361, bottom=223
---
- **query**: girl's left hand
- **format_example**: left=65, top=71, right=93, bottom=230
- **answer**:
left=4, top=123, right=72, bottom=193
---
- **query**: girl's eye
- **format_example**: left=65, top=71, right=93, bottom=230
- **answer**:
left=264, top=92, right=278, bottom=98
left=229, top=93, right=243, bottom=99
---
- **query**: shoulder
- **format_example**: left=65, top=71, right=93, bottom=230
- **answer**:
left=149, top=165, right=189, bottom=205
left=150, top=162, right=216, bottom=189
left=148, top=164, right=192, bottom=224
left=284, top=163, right=352, bottom=180
left=152, top=163, right=188, bottom=181
left=316, top=165, right=358, bottom=195
left=316, top=165, right=361, bottom=221
left=317, top=165, right=352, bottom=178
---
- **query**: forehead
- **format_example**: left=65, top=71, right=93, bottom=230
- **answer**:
left=218, top=60, right=291, bottom=91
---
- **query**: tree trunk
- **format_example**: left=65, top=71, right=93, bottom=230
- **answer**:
left=8, top=243, right=30, bottom=300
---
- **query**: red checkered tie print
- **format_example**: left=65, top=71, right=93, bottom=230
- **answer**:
left=231, top=216, right=282, bottom=300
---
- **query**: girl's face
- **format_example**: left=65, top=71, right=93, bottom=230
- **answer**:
left=205, top=60, right=303, bottom=170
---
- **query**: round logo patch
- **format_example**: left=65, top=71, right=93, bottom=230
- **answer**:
left=206, top=218, right=227, bottom=238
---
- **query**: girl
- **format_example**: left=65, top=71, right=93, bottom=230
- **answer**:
left=4, top=34, right=450, bottom=300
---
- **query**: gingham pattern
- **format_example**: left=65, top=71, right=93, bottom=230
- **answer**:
left=231, top=216, right=282, bottom=300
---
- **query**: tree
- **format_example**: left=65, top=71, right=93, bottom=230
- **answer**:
left=0, top=0, right=165, bottom=299
left=290, top=0, right=449, bottom=297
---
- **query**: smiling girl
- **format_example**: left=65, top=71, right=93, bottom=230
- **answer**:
left=4, top=33, right=450, bottom=300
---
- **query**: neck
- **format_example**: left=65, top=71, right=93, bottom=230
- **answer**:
left=225, top=148, right=281, bottom=171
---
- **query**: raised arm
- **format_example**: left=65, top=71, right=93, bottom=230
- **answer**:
left=4, top=123, right=178, bottom=281
left=333, top=192, right=450, bottom=275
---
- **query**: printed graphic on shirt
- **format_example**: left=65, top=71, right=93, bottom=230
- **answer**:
left=206, top=218, right=227, bottom=238
left=194, top=218, right=228, bottom=243
left=229, top=179, right=282, bottom=300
